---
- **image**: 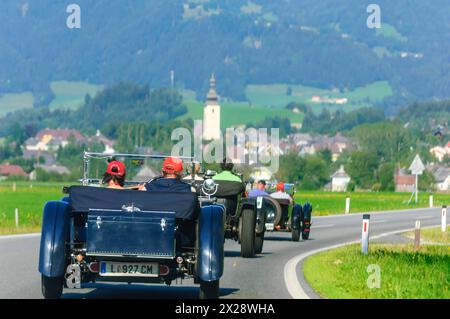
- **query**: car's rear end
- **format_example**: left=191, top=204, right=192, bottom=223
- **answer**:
left=39, top=185, right=224, bottom=299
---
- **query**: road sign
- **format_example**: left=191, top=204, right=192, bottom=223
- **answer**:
left=409, top=154, right=425, bottom=175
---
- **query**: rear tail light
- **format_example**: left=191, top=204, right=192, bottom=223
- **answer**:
left=89, top=262, right=99, bottom=273
left=159, top=265, right=170, bottom=276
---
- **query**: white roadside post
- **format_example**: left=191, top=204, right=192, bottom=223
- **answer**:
left=345, top=196, right=350, bottom=215
left=13, top=182, right=16, bottom=192
left=361, top=214, right=370, bottom=254
left=442, top=205, right=447, bottom=233
left=414, top=220, right=421, bottom=251
left=429, top=193, right=433, bottom=208
left=15, top=208, right=19, bottom=228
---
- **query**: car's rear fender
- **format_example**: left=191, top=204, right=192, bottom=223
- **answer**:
left=38, top=200, right=70, bottom=278
left=198, top=205, right=225, bottom=282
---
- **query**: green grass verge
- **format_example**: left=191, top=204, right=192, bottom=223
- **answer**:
left=404, top=227, right=450, bottom=244
left=0, top=92, right=34, bottom=116
left=303, top=244, right=450, bottom=299
left=294, top=191, right=450, bottom=216
left=48, top=81, right=103, bottom=111
left=0, top=182, right=66, bottom=235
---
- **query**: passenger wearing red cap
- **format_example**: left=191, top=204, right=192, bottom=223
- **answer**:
left=270, top=182, right=293, bottom=203
left=142, top=156, right=192, bottom=192
left=103, top=160, right=126, bottom=189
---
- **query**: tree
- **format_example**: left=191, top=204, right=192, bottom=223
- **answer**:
left=347, top=150, right=379, bottom=189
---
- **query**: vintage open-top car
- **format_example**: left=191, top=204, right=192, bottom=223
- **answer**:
left=261, top=183, right=312, bottom=242
left=38, top=152, right=225, bottom=299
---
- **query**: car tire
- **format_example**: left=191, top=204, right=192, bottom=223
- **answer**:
left=199, top=280, right=219, bottom=299
left=255, top=232, right=264, bottom=254
left=42, top=275, right=63, bottom=299
left=292, top=228, right=300, bottom=242
left=240, top=209, right=256, bottom=258
left=302, top=231, right=310, bottom=240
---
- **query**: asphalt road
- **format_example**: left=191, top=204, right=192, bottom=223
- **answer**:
left=0, top=207, right=444, bottom=299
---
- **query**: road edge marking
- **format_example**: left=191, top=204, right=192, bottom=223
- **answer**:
left=0, top=233, right=40, bottom=240
left=283, top=224, right=442, bottom=299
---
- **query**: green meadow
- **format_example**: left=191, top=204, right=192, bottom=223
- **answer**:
left=0, top=92, right=34, bottom=116
left=178, top=100, right=304, bottom=129
left=48, top=81, right=103, bottom=110
left=245, top=81, right=393, bottom=112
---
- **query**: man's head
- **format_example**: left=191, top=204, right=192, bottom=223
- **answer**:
left=276, top=182, right=285, bottom=192
left=257, top=180, right=266, bottom=191
left=103, top=160, right=126, bottom=187
left=162, top=156, right=183, bottom=179
left=220, top=158, right=234, bottom=172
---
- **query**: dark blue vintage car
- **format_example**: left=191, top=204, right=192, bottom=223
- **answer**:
left=38, top=153, right=225, bottom=299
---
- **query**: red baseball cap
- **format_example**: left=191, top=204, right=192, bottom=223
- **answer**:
left=162, top=156, right=183, bottom=174
left=106, top=161, right=126, bottom=177
left=276, top=182, right=285, bottom=192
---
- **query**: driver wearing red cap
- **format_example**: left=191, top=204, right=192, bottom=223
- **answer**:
left=270, top=182, right=293, bottom=204
left=103, top=160, right=126, bottom=189
left=141, top=156, right=192, bottom=192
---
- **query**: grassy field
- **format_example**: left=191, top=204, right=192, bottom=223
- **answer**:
left=48, top=81, right=103, bottom=111
left=303, top=244, right=449, bottom=299
left=178, top=100, right=304, bottom=128
left=294, top=191, right=449, bottom=216
left=245, top=81, right=393, bottom=112
left=0, top=92, right=34, bottom=116
left=0, top=182, right=65, bottom=235
left=404, top=227, right=449, bottom=244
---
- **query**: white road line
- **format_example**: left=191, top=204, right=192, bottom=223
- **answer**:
left=371, top=220, right=388, bottom=224
left=416, top=216, right=434, bottom=220
left=311, top=224, right=335, bottom=229
left=0, top=233, right=40, bottom=240
left=315, top=207, right=438, bottom=219
left=283, top=224, right=441, bottom=299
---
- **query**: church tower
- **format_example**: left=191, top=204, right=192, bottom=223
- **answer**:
left=203, top=74, right=221, bottom=140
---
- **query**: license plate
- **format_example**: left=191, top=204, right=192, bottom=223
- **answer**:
left=265, top=223, right=274, bottom=231
left=100, top=261, right=159, bottom=277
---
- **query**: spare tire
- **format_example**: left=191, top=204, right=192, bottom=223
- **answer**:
left=262, top=196, right=283, bottom=227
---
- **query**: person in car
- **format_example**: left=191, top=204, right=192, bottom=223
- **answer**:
left=212, top=158, right=242, bottom=183
left=270, top=182, right=293, bottom=204
left=183, top=161, right=204, bottom=181
left=141, top=156, right=192, bottom=192
left=102, top=160, right=126, bottom=189
left=248, top=180, right=269, bottom=197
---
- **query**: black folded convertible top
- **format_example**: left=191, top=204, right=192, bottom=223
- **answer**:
left=68, top=186, right=199, bottom=220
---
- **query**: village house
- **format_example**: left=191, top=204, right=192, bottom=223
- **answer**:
left=394, top=169, right=416, bottom=192
left=24, top=128, right=85, bottom=152
left=0, top=164, right=28, bottom=180
left=429, top=165, right=450, bottom=192
left=29, top=164, right=71, bottom=181
left=86, top=130, right=116, bottom=154
left=429, top=142, right=450, bottom=162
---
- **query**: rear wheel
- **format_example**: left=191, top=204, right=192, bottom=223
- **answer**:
left=255, top=232, right=264, bottom=254
left=199, top=280, right=219, bottom=299
left=240, top=209, right=256, bottom=258
left=41, top=275, right=63, bottom=299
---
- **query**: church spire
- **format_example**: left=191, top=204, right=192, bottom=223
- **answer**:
left=206, top=73, right=218, bottom=103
